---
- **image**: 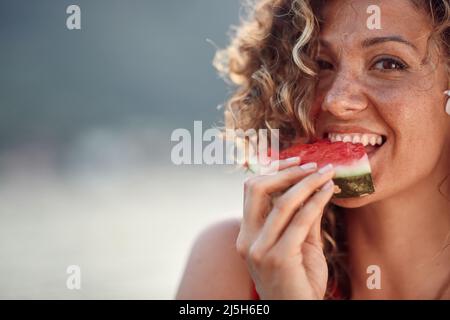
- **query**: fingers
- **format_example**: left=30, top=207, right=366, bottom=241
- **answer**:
left=252, top=164, right=335, bottom=252
left=251, top=156, right=302, bottom=175
left=308, top=200, right=334, bottom=245
left=263, top=156, right=302, bottom=173
left=309, top=210, right=325, bottom=244
left=273, top=164, right=335, bottom=219
left=243, top=160, right=317, bottom=228
left=243, top=156, right=299, bottom=201
left=275, top=179, right=335, bottom=254
left=239, top=157, right=315, bottom=258
left=244, top=159, right=319, bottom=198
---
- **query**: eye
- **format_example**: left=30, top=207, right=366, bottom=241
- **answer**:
left=316, top=59, right=334, bottom=70
left=372, top=57, right=408, bottom=71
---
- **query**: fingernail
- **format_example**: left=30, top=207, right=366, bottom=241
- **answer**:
left=300, top=162, right=317, bottom=170
left=318, top=164, right=333, bottom=174
left=321, top=180, right=334, bottom=191
left=286, top=156, right=300, bottom=163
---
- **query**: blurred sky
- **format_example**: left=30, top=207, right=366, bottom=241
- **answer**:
left=0, top=0, right=247, bottom=299
left=0, top=0, right=241, bottom=157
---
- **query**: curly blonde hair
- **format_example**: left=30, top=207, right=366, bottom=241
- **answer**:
left=214, top=0, right=450, bottom=299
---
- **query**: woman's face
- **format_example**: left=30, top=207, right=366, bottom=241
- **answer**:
left=313, top=0, right=450, bottom=207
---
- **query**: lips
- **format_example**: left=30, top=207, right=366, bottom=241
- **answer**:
left=364, top=143, right=380, bottom=155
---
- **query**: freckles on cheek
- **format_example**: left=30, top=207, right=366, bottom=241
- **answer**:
left=373, top=88, right=431, bottom=142
left=373, top=88, right=444, bottom=180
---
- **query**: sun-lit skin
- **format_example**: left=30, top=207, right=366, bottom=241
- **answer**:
left=176, top=0, right=450, bottom=300
left=313, top=0, right=450, bottom=298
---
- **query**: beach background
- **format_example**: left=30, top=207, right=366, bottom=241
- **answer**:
left=0, top=0, right=246, bottom=298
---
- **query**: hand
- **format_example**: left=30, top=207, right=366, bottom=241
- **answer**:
left=236, top=157, right=335, bottom=299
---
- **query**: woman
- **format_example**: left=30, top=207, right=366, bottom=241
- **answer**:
left=176, top=0, right=450, bottom=299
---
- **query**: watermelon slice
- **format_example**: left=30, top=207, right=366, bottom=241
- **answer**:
left=245, top=139, right=375, bottom=198
left=279, top=140, right=374, bottom=198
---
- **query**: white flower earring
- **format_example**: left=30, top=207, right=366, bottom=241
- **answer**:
left=444, top=90, right=450, bottom=115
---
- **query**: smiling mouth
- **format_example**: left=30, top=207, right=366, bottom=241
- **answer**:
left=322, top=132, right=388, bottom=155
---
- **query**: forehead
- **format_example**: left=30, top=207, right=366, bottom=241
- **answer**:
left=319, top=0, right=432, bottom=48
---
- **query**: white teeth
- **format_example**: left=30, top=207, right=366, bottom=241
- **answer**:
left=361, top=135, right=369, bottom=146
left=342, top=135, right=352, bottom=142
left=326, top=132, right=385, bottom=146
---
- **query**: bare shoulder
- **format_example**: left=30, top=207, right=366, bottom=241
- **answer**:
left=175, top=218, right=254, bottom=299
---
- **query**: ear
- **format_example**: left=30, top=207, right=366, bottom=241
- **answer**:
left=446, top=92, right=450, bottom=116
left=445, top=74, right=450, bottom=115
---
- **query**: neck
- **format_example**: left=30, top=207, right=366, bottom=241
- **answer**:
left=345, top=152, right=450, bottom=299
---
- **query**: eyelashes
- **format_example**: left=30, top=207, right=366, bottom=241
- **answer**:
left=315, top=56, right=409, bottom=72
left=371, top=57, right=408, bottom=71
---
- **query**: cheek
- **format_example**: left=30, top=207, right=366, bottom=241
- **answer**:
left=374, top=85, right=445, bottom=144
left=372, top=87, right=447, bottom=192
left=375, top=89, right=424, bottom=141
left=369, top=66, right=447, bottom=141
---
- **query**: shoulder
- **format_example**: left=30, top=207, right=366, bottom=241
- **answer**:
left=175, top=218, right=254, bottom=299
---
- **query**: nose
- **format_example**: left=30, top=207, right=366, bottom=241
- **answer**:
left=321, top=72, right=368, bottom=119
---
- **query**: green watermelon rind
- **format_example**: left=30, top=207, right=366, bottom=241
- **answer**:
left=332, top=173, right=375, bottom=198
left=331, top=153, right=375, bottom=198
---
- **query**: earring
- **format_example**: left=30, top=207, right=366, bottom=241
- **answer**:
left=444, top=90, right=450, bottom=115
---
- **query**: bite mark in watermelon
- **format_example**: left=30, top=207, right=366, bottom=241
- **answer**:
left=279, top=140, right=375, bottom=198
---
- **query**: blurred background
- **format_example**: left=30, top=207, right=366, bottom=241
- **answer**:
left=0, top=0, right=247, bottom=298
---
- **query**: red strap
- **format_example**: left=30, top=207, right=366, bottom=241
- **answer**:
left=251, top=284, right=260, bottom=300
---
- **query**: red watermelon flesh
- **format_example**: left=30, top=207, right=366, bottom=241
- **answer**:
left=278, top=140, right=367, bottom=167
left=279, top=140, right=375, bottom=198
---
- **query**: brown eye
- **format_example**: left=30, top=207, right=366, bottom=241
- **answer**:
left=373, top=58, right=408, bottom=71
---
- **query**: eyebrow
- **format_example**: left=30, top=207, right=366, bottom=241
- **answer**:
left=319, top=35, right=418, bottom=52
left=361, top=36, right=418, bottom=51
